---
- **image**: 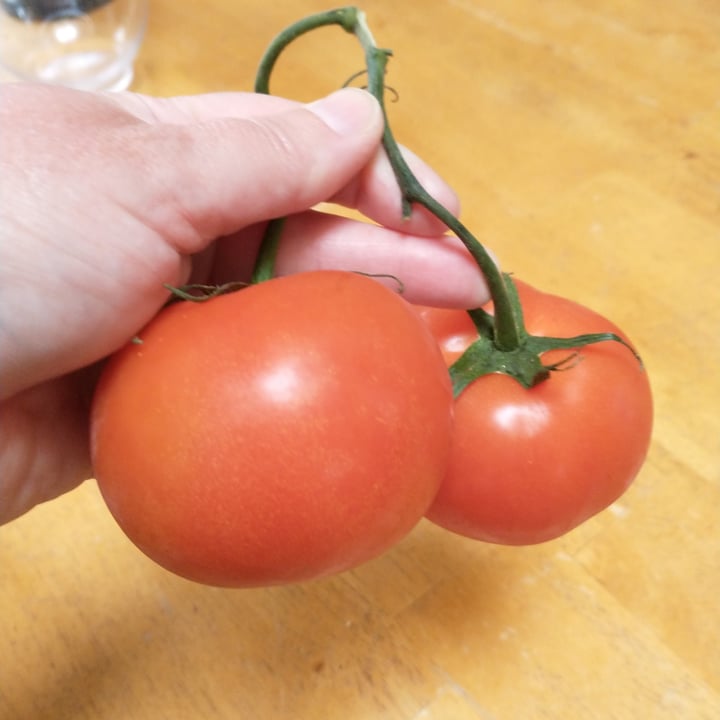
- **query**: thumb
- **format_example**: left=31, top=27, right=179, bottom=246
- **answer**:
left=135, top=88, right=384, bottom=252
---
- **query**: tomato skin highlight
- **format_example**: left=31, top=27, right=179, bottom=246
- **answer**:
left=417, top=280, right=653, bottom=545
left=91, top=271, right=453, bottom=587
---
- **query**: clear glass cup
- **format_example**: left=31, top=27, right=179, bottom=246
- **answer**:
left=0, top=0, right=149, bottom=91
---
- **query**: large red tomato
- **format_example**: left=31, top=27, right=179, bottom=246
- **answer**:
left=417, top=280, right=653, bottom=545
left=91, top=271, right=453, bottom=586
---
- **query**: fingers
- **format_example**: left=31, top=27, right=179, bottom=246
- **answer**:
left=126, top=88, right=385, bottom=253
left=276, top=212, right=490, bottom=308
left=114, top=90, right=303, bottom=124
left=119, top=89, right=460, bottom=239
left=0, top=374, right=93, bottom=524
left=212, top=211, right=492, bottom=309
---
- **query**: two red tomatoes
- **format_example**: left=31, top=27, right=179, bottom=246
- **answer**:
left=91, top=272, right=652, bottom=586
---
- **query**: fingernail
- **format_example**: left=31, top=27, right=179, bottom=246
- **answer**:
left=307, top=88, right=381, bottom=136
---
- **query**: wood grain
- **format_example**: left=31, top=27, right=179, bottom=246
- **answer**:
left=2, top=1, right=719, bottom=717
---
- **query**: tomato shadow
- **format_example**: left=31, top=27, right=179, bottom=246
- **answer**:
left=180, top=520, right=520, bottom=718
left=11, top=521, right=519, bottom=720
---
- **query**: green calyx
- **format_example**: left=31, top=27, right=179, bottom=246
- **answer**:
left=449, top=273, right=642, bottom=394
left=251, top=7, right=643, bottom=393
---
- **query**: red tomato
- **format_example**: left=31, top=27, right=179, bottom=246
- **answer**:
left=91, top=271, right=453, bottom=586
left=417, top=280, right=653, bottom=545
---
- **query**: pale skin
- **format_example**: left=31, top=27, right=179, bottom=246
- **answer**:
left=0, top=83, right=492, bottom=525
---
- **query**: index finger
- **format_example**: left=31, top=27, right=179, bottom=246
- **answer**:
left=116, top=90, right=460, bottom=237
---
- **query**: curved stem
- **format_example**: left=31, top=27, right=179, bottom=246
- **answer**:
left=251, top=7, right=361, bottom=286
left=251, top=217, right=285, bottom=284
left=253, top=6, right=522, bottom=350
left=254, top=7, right=360, bottom=93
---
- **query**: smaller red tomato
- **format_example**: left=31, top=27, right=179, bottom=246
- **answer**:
left=417, top=280, right=653, bottom=545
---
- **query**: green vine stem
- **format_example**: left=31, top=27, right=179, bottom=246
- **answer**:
left=252, top=7, right=519, bottom=346
left=250, top=217, right=286, bottom=284
left=251, top=6, right=641, bottom=390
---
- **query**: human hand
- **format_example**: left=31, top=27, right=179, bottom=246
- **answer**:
left=0, top=82, right=491, bottom=524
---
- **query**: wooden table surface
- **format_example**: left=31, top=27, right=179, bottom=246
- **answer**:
left=2, top=1, right=719, bottom=718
